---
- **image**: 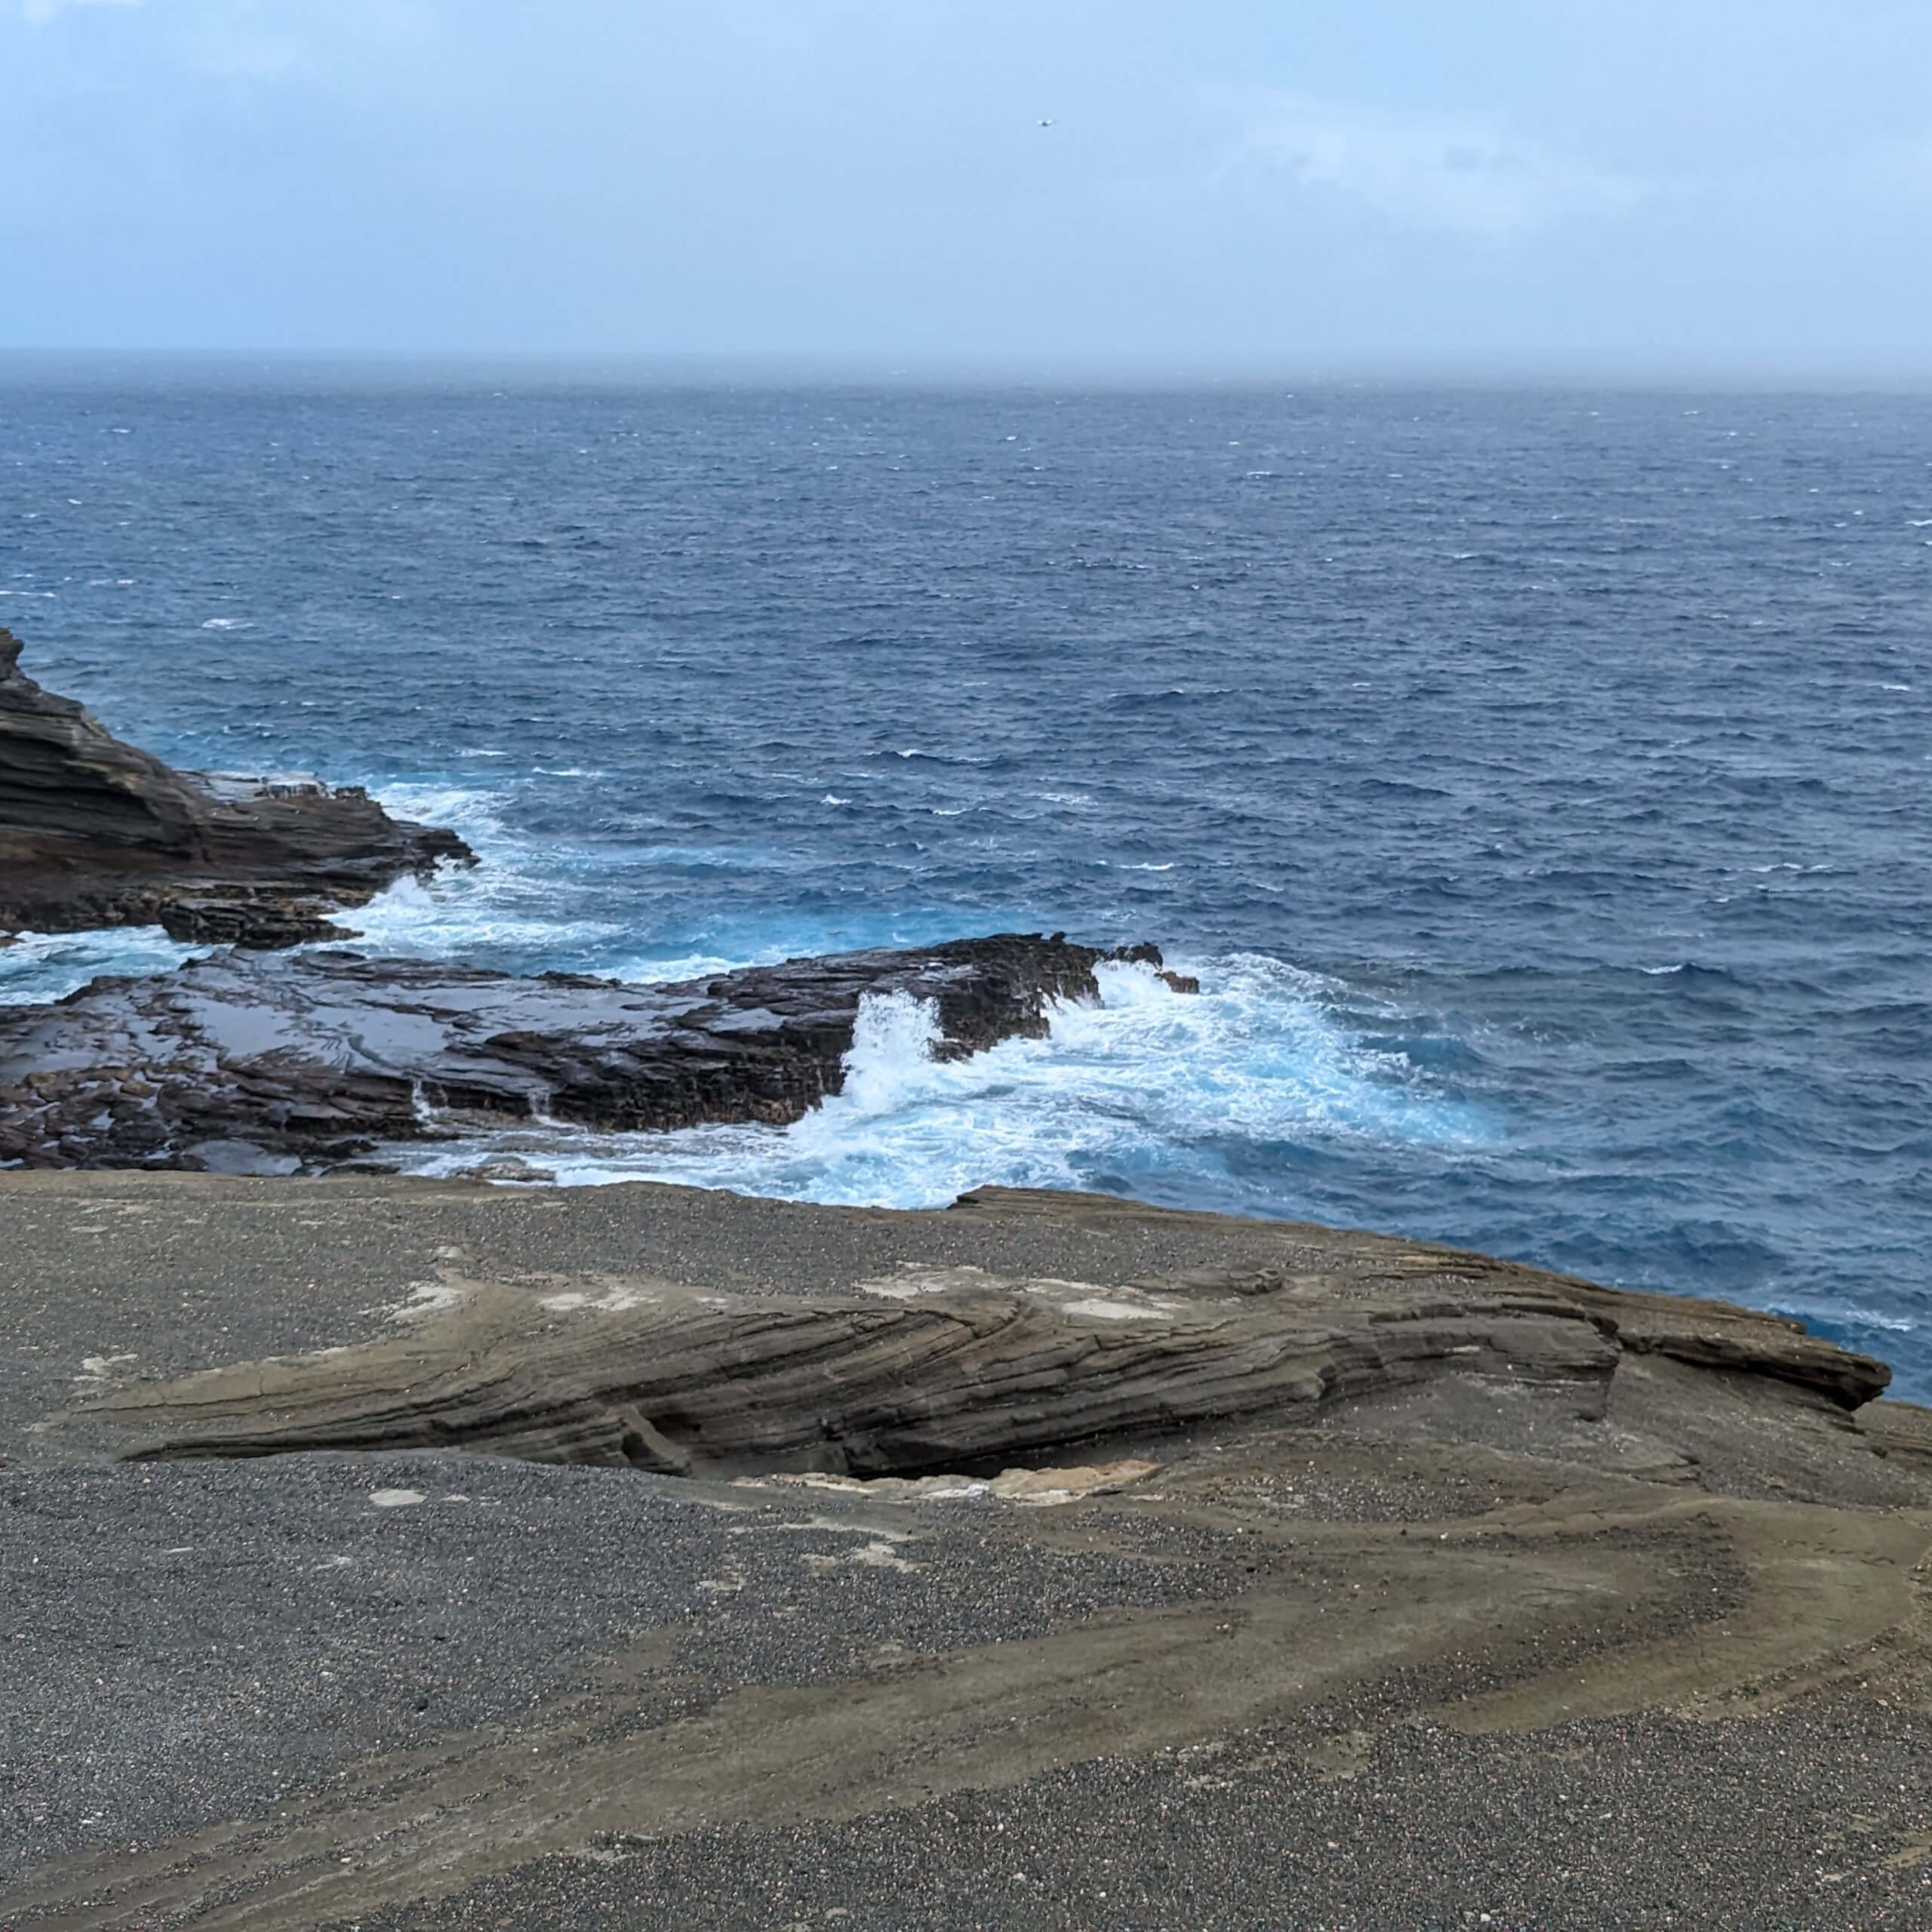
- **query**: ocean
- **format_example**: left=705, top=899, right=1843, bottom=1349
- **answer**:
left=3, top=367, right=1927, bottom=1393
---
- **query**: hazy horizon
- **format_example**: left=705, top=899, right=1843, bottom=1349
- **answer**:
left=7, top=349, right=1932, bottom=395
left=7, top=2, right=1932, bottom=383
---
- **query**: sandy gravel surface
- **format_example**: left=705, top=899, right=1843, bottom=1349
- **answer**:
left=3, top=1174, right=1930, bottom=1929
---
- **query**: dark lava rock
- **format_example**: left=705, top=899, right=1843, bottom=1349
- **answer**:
left=0, top=626, right=471, bottom=946
left=0, top=933, right=1184, bottom=1171
left=449, top=1155, right=558, bottom=1184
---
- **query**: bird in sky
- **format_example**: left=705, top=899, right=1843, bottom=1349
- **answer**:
left=1038, top=118, right=1054, bottom=127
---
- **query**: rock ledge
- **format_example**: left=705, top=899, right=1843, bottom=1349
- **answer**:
left=0, top=627, right=471, bottom=946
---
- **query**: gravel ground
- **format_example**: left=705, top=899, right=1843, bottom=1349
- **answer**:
left=334, top=1703, right=1932, bottom=1931
left=3, top=1172, right=1930, bottom=1930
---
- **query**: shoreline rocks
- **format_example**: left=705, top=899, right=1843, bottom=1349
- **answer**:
left=0, top=933, right=1186, bottom=1171
left=0, top=627, right=472, bottom=947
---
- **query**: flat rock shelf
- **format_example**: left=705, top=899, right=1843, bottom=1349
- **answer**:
left=0, top=934, right=1189, bottom=1171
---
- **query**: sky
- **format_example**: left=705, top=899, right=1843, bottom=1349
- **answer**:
left=5, top=0, right=1932, bottom=378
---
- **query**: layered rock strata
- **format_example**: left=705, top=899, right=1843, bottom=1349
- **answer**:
left=94, top=1195, right=1888, bottom=1477
left=106, top=1273, right=1627, bottom=1474
left=0, top=628, right=471, bottom=946
left=0, top=935, right=1180, bottom=1171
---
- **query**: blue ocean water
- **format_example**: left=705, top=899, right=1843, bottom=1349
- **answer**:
left=3, top=367, right=1927, bottom=1392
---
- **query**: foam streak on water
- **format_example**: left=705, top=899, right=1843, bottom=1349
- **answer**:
left=0, top=928, right=204, bottom=1004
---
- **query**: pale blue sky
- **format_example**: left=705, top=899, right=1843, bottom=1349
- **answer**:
left=6, top=0, right=1932, bottom=376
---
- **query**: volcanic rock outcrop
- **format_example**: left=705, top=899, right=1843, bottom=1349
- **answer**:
left=0, top=628, right=471, bottom=946
left=109, top=1274, right=1626, bottom=1474
left=0, top=934, right=1178, bottom=1171
left=97, top=1189, right=1887, bottom=1478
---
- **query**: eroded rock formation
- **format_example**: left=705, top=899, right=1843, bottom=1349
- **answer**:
left=0, top=935, right=1177, bottom=1171
left=103, top=1272, right=1625, bottom=1473
left=0, top=628, right=470, bottom=946
left=89, top=1204, right=1887, bottom=1476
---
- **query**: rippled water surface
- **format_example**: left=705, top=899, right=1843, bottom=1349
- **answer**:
left=4, top=371, right=1927, bottom=1389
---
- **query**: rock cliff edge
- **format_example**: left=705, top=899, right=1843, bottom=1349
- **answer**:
left=0, top=627, right=471, bottom=947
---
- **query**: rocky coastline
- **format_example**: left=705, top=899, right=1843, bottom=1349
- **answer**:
left=5, top=641, right=1931, bottom=1924
left=0, top=628, right=471, bottom=948
left=0, top=933, right=1189, bottom=1172
left=1, top=632, right=1197, bottom=1177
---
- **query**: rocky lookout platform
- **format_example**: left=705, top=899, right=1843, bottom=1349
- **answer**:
left=2, top=1175, right=1930, bottom=1927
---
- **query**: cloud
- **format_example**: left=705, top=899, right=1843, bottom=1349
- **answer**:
left=20, top=0, right=143, bottom=21
left=1226, top=91, right=1653, bottom=239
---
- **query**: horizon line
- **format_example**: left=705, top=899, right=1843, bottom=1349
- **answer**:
left=4, top=346, right=1932, bottom=394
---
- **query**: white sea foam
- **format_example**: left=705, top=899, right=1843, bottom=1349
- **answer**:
left=1773, top=1299, right=1917, bottom=1335
left=340, top=872, right=626, bottom=961
left=320, top=781, right=635, bottom=963
left=401, top=956, right=1491, bottom=1209
left=0, top=928, right=204, bottom=1004
left=371, top=781, right=515, bottom=848
left=601, top=949, right=748, bottom=984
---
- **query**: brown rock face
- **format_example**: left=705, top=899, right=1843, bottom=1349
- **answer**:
left=109, top=1270, right=1629, bottom=1475
left=83, top=1206, right=1888, bottom=1476
left=0, top=934, right=1182, bottom=1171
left=0, top=627, right=471, bottom=946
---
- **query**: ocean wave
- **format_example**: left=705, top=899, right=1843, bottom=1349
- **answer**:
left=370, top=781, right=516, bottom=850
left=336, top=873, right=629, bottom=963
left=1636, top=961, right=1742, bottom=982
left=1104, top=688, right=1232, bottom=711
left=400, top=955, right=1494, bottom=1208
left=0, top=928, right=205, bottom=1005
